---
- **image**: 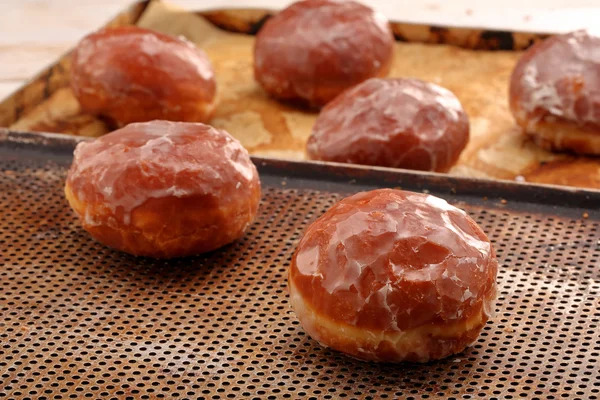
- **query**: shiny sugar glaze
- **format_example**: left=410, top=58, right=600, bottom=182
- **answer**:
left=290, top=189, right=497, bottom=332
left=510, top=30, right=600, bottom=131
left=67, top=120, right=259, bottom=226
left=307, top=78, right=469, bottom=172
left=71, top=26, right=217, bottom=125
left=254, top=0, right=394, bottom=107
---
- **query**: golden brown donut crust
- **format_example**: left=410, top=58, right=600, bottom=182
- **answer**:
left=253, top=0, right=394, bottom=108
left=289, top=189, right=497, bottom=362
left=71, top=26, right=217, bottom=126
left=525, top=118, right=600, bottom=155
left=509, top=30, right=600, bottom=155
left=289, top=280, right=487, bottom=363
left=65, top=121, right=261, bottom=258
left=307, top=78, right=470, bottom=172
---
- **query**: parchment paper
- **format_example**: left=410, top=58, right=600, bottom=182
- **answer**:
left=11, top=1, right=600, bottom=189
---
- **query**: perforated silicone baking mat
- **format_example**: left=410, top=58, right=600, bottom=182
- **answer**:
left=1, top=130, right=600, bottom=400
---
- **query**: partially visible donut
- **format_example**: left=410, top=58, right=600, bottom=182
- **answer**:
left=289, top=189, right=498, bottom=363
left=254, top=0, right=394, bottom=108
left=71, top=26, right=217, bottom=126
left=307, top=78, right=469, bottom=172
left=509, top=30, right=600, bottom=154
left=64, top=120, right=261, bottom=258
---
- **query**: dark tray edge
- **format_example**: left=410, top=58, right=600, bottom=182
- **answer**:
left=3, top=128, right=600, bottom=211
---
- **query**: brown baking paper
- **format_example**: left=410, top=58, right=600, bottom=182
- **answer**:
left=10, top=1, right=600, bottom=189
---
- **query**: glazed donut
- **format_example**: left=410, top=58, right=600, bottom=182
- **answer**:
left=70, top=26, right=217, bottom=126
left=289, top=189, right=498, bottom=363
left=307, top=78, right=470, bottom=172
left=509, top=30, right=600, bottom=155
left=64, top=120, right=261, bottom=258
left=254, top=0, right=394, bottom=108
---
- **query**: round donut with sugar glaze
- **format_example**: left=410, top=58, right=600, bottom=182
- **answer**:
left=288, top=189, right=498, bottom=363
left=509, top=30, right=600, bottom=154
left=253, top=0, right=394, bottom=108
left=70, top=26, right=217, bottom=126
left=307, top=78, right=470, bottom=172
left=64, top=120, right=261, bottom=258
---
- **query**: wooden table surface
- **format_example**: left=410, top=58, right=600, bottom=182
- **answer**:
left=0, top=0, right=599, bottom=100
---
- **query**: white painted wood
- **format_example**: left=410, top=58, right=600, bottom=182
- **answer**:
left=0, top=82, right=22, bottom=100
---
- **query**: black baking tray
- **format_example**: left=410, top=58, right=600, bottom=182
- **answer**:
left=1, top=129, right=599, bottom=400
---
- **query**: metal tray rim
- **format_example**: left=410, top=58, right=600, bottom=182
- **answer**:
left=3, top=128, right=600, bottom=209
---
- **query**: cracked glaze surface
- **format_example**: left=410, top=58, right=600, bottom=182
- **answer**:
left=307, top=78, right=469, bottom=172
left=290, top=189, right=498, bottom=333
left=67, top=120, right=259, bottom=227
left=510, top=30, right=600, bottom=133
left=253, top=0, right=394, bottom=108
left=71, top=26, right=217, bottom=126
